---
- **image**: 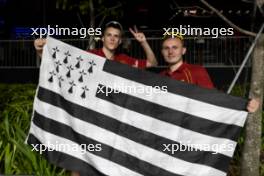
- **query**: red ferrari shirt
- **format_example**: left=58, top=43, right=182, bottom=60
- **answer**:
left=88, top=48, right=147, bottom=68
left=160, top=62, right=214, bottom=89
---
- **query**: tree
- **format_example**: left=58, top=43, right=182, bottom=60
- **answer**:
left=200, top=0, right=264, bottom=175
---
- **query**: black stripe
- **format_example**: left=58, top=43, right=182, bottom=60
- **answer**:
left=27, top=133, right=107, bottom=176
left=37, top=86, right=231, bottom=173
left=96, top=84, right=242, bottom=141
left=102, top=60, right=248, bottom=111
left=31, top=111, right=181, bottom=176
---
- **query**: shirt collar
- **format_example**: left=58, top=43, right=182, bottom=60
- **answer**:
left=165, top=62, right=188, bottom=75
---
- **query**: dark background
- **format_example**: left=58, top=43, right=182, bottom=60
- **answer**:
left=0, top=0, right=263, bottom=39
left=0, top=0, right=263, bottom=90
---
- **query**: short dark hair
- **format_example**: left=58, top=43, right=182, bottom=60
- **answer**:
left=103, top=21, right=123, bottom=35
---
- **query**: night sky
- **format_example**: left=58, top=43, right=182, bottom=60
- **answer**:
left=0, top=0, right=263, bottom=39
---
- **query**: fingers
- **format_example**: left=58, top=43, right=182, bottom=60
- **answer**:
left=129, top=26, right=146, bottom=43
left=132, top=61, right=138, bottom=68
left=34, top=38, right=46, bottom=58
left=129, top=28, right=136, bottom=36
left=247, top=98, right=260, bottom=113
left=129, top=25, right=139, bottom=35
left=34, top=38, right=46, bottom=50
left=133, top=25, right=138, bottom=33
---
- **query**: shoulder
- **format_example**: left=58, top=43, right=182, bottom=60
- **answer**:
left=115, top=53, right=147, bottom=68
left=115, top=53, right=137, bottom=62
left=88, top=48, right=100, bottom=55
left=185, top=63, right=207, bottom=73
left=115, top=53, right=132, bottom=59
left=159, top=68, right=169, bottom=75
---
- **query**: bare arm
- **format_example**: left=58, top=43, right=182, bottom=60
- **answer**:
left=129, top=26, right=158, bottom=67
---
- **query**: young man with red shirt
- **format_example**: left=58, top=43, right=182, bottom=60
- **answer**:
left=160, top=35, right=214, bottom=89
left=34, top=21, right=157, bottom=68
left=160, top=35, right=259, bottom=113
left=89, top=21, right=157, bottom=68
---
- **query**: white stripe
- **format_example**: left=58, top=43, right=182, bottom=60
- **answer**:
left=36, top=82, right=237, bottom=157
left=29, top=123, right=142, bottom=176
left=90, top=96, right=237, bottom=157
left=34, top=98, right=226, bottom=176
left=99, top=71, right=248, bottom=127
left=34, top=85, right=237, bottom=157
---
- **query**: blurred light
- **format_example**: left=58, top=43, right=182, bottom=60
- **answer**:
left=245, top=10, right=250, bottom=14
left=139, top=25, right=148, bottom=29
left=189, top=9, right=197, bottom=14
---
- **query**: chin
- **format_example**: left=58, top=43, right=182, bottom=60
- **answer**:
left=106, top=47, right=116, bottom=51
left=166, top=60, right=177, bottom=64
left=108, top=45, right=118, bottom=50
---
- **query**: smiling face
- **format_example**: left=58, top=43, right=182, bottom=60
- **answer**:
left=102, top=27, right=122, bottom=52
left=161, top=37, right=186, bottom=65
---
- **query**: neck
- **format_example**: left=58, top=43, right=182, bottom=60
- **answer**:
left=102, top=47, right=115, bottom=60
left=168, top=60, right=183, bottom=72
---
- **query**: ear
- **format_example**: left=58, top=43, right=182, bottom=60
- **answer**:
left=101, top=37, right=105, bottom=42
left=182, top=47, right=186, bottom=55
left=118, top=40, right=122, bottom=45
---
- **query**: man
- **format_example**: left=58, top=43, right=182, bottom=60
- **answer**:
left=160, top=34, right=259, bottom=113
left=34, top=21, right=157, bottom=68
left=34, top=21, right=157, bottom=176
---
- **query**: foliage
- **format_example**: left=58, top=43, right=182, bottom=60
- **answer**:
left=0, top=84, right=68, bottom=176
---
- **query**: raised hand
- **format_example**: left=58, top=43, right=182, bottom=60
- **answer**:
left=129, top=26, right=146, bottom=44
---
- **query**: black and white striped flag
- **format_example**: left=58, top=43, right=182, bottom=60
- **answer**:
left=27, top=37, right=248, bottom=176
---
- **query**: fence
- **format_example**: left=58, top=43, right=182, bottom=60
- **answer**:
left=0, top=36, right=252, bottom=68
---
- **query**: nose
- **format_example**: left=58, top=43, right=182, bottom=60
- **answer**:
left=168, top=48, right=174, bottom=54
left=110, top=36, right=115, bottom=41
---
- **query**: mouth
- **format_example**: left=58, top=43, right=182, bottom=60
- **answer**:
left=168, top=55, right=175, bottom=59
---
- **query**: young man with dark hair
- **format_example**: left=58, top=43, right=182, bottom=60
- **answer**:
left=89, top=21, right=157, bottom=68
left=34, top=21, right=157, bottom=68
left=160, top=34, right=259, bottom=112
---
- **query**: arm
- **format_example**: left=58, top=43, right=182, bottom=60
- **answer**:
left=129, top=26, right=158, bottom=67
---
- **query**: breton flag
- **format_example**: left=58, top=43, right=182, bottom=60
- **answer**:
left=27, top=37, right=248, bottom=176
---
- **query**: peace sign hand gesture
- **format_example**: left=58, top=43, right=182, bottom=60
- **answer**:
left=129, top=26, right=147, bottom=44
